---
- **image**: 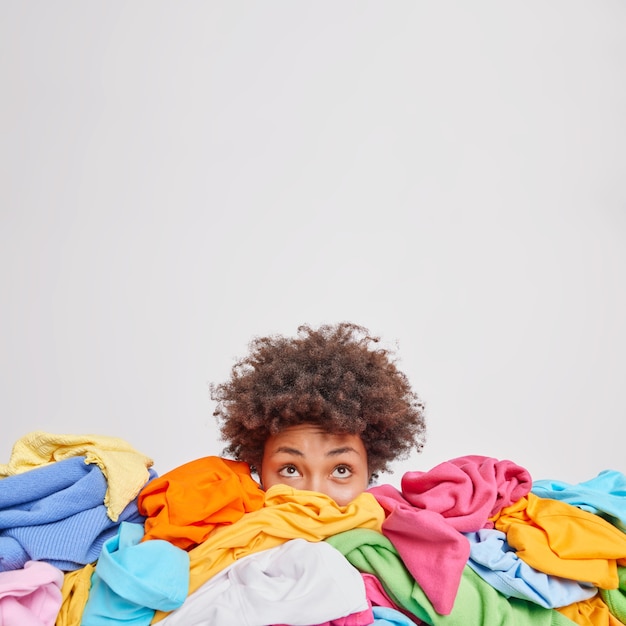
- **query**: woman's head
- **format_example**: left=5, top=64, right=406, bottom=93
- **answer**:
left=211, top=322, right=426, bottom=491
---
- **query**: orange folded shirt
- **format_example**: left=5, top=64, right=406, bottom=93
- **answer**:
left=137, top=456, right=265, bottom=550
left=557, top=595, right=624, bottom=626
left=494, top=492, right=626, bottom=589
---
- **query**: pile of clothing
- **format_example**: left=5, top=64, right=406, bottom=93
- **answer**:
left=1, top=431, right=625, bottom=626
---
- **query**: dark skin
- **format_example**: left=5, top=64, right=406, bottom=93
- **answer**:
left=260, top=424, right=370, bottom=505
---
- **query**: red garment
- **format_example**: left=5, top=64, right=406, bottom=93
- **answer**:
left=138, top=456, right=264, bottom=549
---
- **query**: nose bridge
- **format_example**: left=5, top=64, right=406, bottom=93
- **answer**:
left=303, top=470, right=324, bottom=494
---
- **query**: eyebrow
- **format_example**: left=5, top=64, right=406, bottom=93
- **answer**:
left=270, top=446, right=361, bottom=458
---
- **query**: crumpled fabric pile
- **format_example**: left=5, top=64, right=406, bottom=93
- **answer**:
left=1, top=431, right=625, bottom=626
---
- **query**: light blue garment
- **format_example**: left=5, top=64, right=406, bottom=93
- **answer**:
left=0, top=456, right=151, bottom=571
left=81, top=522, right=189, bottom=626
left=372, top=605, right=421, bottom=625
left=464, top=528, right=597, bottom=608
left=532, top=470, right=626, bottom=533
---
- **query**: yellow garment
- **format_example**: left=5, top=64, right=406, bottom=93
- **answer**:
left=55, top=563, right=95, bottom=626
left=494, top=493, right=626, bottom=589
left=0, top=431, right=153, bottom=521
left=557, top=595, right=625, bottom=626
left=152, top=485, right=385, bottom=623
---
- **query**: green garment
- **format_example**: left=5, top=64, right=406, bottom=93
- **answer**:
left=600, top=565, right=626, bottom=622
left=326, top=529, right=577, bottom=626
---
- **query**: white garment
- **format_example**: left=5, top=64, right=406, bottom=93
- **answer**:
left=159, top=538, right=368, bottom=626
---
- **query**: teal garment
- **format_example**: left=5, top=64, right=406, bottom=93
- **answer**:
left=81, top=522, right=189, bottom=625
left=600, top=566, right=626, bottom=622
left=326, top=529, right=577, bottom=626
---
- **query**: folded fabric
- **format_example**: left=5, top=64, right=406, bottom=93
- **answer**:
left=365, top=455, right=532, bottom=615
left=366, top=483, right=469, bottom=615
left=138, top=456, right=264, bottom=549
left=326, top=528, right=578, bottom=626
left=158, top=539, right=369, bottom=626
left=0, top=431, right=154, bottom=522
left=600, top=566, right=626, bottom=622
left=371, top=605, right=422, bottom=626
left=282, top=605, right=375, bottom=626
left=556, top=595, right=623, bottom=626
left=494, top=493, right=626, bottom=589
left=0, top=456, right=151, bottom=571
left=532, top=470, right=626, bottom=533
left=56, top=563, right=96, bottom=626
left=82, top=522, right=189, bottom=626
left=362, top=573, right=410, bottom=616
left=465, top=528, right=597, bottom=608
left=0, top=560, right=63, bottom=626
left=0, top=456, right=113, bottom=527
left=152, top=485, right=384, bottom=623
left=399, top=455, right=532, bottom=528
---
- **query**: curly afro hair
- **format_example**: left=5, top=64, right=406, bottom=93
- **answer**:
left=211, top=322, right=426, bottom=480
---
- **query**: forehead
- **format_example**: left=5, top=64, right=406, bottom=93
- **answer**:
left=264, top=424, right=366, bottom=457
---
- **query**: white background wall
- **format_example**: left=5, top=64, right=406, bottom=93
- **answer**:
left=1, top=2, right=625, bottom=486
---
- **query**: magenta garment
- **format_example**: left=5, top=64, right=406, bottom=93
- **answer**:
left=367, top=484, right=469, bottom=615
left=0, top=560, right=63, bottom=626
left=400, top=455, right=532, bottom=527
left=273, top=604, right=374, bottom=626
left=361, top=573, right=424, bottom=624
left=361, top=572, right=400, bottom=611
left=367, top=455, right=532, bottom=616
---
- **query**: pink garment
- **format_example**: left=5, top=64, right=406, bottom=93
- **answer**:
left=0, top=560, right=63, bottom=626
left=273, top=604, right=374, bottom=626
left=362, top=573, right=424, bottom=624
left=367, top=455, right=531, bottom=616
left=401, top=455, right=532, bottom=528
left=367, top=484, right=469, bottom=616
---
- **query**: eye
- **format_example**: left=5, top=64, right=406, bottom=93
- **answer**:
left=278, top=464, right=301, bottom=478
left=331, top=464, right=353, bottom=479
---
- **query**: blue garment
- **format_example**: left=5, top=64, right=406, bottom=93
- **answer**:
left=372, top=605, right=421, bottom=625
left=532, top=470, right=626, bottom=533
left=0, top=455, right=108, bottom=525
left=0, top=456, right=152, bottom=571
left=81, top=522, right=189, bottom=626
left=464, top=528, right=597, bottom=608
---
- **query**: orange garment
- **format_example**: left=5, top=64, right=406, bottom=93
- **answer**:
left=152, top=484, right=385, bottom=623
left=557, top=595, right=625, bottom=626
left=138, top=456, right=264, bottom=550
left=494, top=493, right=626, bottom=589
